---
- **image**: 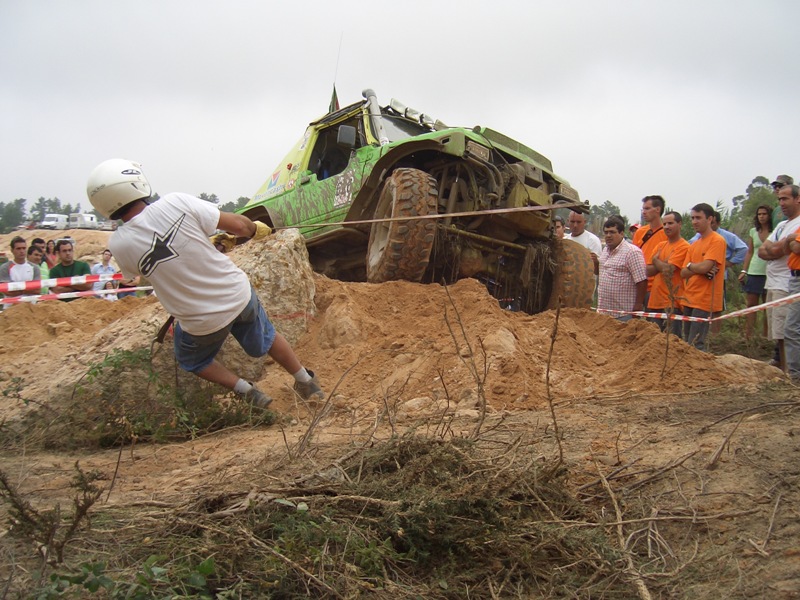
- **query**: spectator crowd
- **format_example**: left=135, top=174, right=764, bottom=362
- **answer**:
left=1, top=237, right=122, bottom=307
left=560, top=176, right=800, bottom=383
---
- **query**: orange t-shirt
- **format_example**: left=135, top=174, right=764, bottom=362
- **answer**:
left=788, top=232, right=800, bottom=271
left=683, top=231, right=727, bottom=312
left=648, top=238, right=690, bottom=310
left=633, top=224, right=668, bottom=291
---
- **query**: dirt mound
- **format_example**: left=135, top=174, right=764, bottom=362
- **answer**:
left=0, top=265, right=782, bottom=422
left=257, top=276, right=776, bottom=417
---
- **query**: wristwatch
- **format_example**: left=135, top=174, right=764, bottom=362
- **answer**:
left=686, top=262, right=693, bottom=272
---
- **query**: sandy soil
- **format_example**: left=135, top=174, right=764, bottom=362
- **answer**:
left=1, top=228, right=799, bottom=598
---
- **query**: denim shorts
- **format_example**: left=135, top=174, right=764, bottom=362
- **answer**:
left=173, top=287, right=276, bottom=373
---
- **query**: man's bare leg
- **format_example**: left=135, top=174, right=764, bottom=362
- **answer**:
left=195, top=333, right=305, bottom=392
left=268, top=333, right=302, bottom=374
left=196, top=360, right=240, bottom=389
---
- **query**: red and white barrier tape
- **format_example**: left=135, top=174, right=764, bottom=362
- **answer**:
left=596, top=290, right=800, bottom=322
left=1, top=286, right=153, bottom=305
left=0, top=273, right=122, bottom=293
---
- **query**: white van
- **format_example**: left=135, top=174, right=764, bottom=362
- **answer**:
left=69, top=213, right=99, bottom=230
left=41, top=214, right=69, bottom=230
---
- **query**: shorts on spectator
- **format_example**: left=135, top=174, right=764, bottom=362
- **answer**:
left=742, top=274, right=766, bottom=295
left=767, top=289, right=789, bottom=340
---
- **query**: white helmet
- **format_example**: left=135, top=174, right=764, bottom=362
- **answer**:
left=86, top=159, right=152, bottom=218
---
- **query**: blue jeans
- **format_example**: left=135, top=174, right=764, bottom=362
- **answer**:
left=785, top=276, right=800, bottom=379
left=173, top=287, right=276, bottom=373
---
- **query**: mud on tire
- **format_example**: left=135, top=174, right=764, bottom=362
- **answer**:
left=547, top=238, right=595, bottom=309
left=366, top=168, right=438, bottom=283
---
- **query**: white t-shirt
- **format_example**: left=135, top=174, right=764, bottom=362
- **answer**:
left=110, top=193, right=251, bottom=335
left=765, top=214, right=800, bottom=292
left=9, top=261, right=34, bottom=282
left=570, top=230, right=602, bottom=255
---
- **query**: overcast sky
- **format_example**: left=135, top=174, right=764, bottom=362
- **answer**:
left=1, top=0, right=797, bottom=224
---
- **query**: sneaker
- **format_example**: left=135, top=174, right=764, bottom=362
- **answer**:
left=241, top=384, right=272, bottom=409
left=293, top=369, right=324, bottom=400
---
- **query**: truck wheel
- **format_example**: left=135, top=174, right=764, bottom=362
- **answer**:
left=547, top=238, right=595, bottom=309
left=366, top=168, right=438, bottom=283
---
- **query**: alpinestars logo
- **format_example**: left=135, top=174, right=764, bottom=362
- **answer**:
left=138, top=214, right=185, bottom=276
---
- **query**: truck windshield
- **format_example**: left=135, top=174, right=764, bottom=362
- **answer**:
left=378, top=112, right=430, bottom=142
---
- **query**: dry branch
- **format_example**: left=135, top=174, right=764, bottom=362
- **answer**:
left=545, top=303, right=564, bottom=470
left=705, top=414, right=745, bottom=470
left=623, top=451, right=699, bottom=492
left=595, top=460, right=653, bottom=600
left=697, top=401, right=799, bottom=434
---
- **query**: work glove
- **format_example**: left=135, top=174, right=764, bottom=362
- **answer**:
left=210, top=232, right=237, bottom=253
left=252, top=221, right=272, bottom=241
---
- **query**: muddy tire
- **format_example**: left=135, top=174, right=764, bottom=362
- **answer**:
left=366, top=168, right=438, bottom=283
left=547, top=238, right=595, bottom=309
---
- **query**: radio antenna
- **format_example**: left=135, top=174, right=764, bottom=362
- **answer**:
left=333, top=32, right=343, bottom=84
left=329, top=33, right=343, bottom=113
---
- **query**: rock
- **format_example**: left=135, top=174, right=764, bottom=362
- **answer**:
left=219, top=229, right=317, bottom=380
left=483, top=327, right=517, bottom=355
left=317, top=298, right=363, bottom=348
left=458, top=388, right=479, bottom=407
left=715, top=353, right=786, bottom=381
left=454, top=408, right=481, bottom=420
left=401, top=397, right=433, bottom=414
left=236, top=229, right=316, bottom=346
left=48, top=321, right=73, bottom=335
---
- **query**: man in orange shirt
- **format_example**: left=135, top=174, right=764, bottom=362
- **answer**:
left=680, top=203, right=727, bottom=351
left=783, top=230, right=800, bottom=381
left=632, top=195, right=668, bottom=308
left=647, top=211, right=690, bottom=335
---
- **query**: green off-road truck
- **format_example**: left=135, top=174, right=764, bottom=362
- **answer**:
left=240, top=89, right=594, bottom=313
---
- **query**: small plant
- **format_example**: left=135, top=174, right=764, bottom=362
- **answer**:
left=36, top=347, right=274, bottom=450
left=37, top=555, right=218, bottom=599
left=2, top=375, right=26, bottom=404
left=0, top=462, right=104, bottom=565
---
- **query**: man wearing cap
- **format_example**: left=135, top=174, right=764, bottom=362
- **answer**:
left=783, top=230, right=800, bottom=382
left=772, top=175, right=793, bottom=228
left=632, top=195, right=668, bottom=309
left=759, top=184, right=800, bottom=371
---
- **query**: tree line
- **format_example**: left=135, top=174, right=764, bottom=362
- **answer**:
left=0, top=194, right=251, bottom=234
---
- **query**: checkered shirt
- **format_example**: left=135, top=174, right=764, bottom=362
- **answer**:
left=598, top=240, right=648, bottom=313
